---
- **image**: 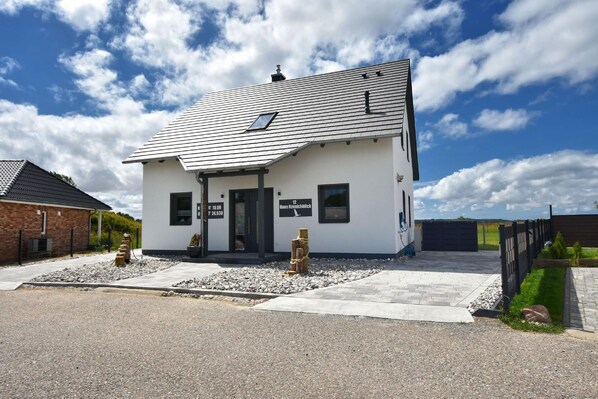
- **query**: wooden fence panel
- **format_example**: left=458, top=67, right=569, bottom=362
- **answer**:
left=551, top=215, right=598, bottom=246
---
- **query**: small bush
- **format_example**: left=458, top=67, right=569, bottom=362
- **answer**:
left=549, top=232, right=567, bottom=259
left=571, top=242, right=583, bottom=266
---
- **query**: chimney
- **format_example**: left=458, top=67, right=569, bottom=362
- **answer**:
left=271, top=64, right=286, bottom=82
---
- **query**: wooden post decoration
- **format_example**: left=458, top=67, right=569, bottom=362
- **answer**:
left=288, top=228, right=309, bottom=274
left=115, top=233, right=132, bottom=267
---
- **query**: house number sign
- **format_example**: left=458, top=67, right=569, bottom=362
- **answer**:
left=197, top=202, right=224, bottom=219
left=279, top=199, right=312, bottom=217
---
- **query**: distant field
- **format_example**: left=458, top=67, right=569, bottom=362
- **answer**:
left=478, top=222, right=500, bottom=250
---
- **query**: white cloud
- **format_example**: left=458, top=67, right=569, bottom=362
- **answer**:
left=59, top=49, right=145, bottom=114
left=435, top=113, right=468, bottom=138
left=417, top=130, right=434, bottom=152
left=473, top=108, right=533, bottom=131
left=55, top=0, right=112, bottom=31
left=0, top=0, right=47, bottom=14
left=0, top=56, right=20, bottom=88
left=0, top=99, right=175, bottom=217
left=113, top=0, right=462, bottom=106
left=413, top=0, right=598, bottom=111
left=0, top=56, right=20, bottom=74
left=0, top=0, right=111, bottom=31
left=415, top=150, right=598, bottom=213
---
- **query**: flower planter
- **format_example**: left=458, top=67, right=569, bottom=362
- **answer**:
left=186, top=246, right=202, bottom=258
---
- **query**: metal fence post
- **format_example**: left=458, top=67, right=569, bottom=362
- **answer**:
left=107, top=229, right=112, bottom=253
left=70, top=228, right=74, bottom=258
left=18, top=230, right=23, bottom=266
left=512, top=222, right=521, bottom=293
left=524, top=220, right=531, bottom=275
left=499, top=225, right=510, bottom=314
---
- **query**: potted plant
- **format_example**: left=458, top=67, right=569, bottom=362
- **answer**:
left=187, top=234, right=202, bottom=258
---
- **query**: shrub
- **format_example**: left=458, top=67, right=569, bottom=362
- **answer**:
left=571, top=241, right=583, bottom=266
left=549, top=232, right=567, bottom=259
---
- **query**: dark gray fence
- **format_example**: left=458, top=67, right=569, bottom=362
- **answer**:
left=499, top=219, right=551, bottom=314
left=421, top=220, right=478, bottom=251
left=551, top=214, right=598, bottom=247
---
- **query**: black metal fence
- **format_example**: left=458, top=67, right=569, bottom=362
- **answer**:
left=499, top=219, right=551, bottom=314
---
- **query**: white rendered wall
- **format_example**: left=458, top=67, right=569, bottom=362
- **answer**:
left=392, top=123, right=416, bottom=253
left=142, top=138, right=407, bottom=255
left=142, top=160, right=201, bottom=251
left=205, top=139, right=395, bottom=254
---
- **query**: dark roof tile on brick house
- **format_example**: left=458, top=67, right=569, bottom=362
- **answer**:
left=0, top=160, right=111, bottom=211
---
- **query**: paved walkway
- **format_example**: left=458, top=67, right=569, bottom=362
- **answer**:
left=255, top=251, right=501, bottom=323
left=566, top=268, right=598, bottom=332
left=0, top=253, right=115, bottom=290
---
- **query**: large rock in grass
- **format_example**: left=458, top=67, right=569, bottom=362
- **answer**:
left=522, top=305, right=552, bottom=324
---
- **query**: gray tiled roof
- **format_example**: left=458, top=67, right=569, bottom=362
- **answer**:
left=0, top=160, right=111, bottom=210
left=124, top=59, right=419, bottom=180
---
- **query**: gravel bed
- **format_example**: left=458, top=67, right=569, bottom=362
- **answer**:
left=467, top=275, right=502, bottom=314
left=29, top=255, right=181, bottom=284
left=174, top=258, right=398, bottom=294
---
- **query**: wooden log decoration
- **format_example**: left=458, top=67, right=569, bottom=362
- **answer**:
left=288, top=228, right=309, bottom=274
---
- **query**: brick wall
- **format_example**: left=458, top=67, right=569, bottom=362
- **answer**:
left=0, top=201, right=91, bottom=263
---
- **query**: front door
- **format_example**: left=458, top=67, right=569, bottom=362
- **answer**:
left=230, top=188, right=273, bottom=252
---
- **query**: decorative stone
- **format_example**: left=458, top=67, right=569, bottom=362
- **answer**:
left=522, top=305, right=552, bottom=324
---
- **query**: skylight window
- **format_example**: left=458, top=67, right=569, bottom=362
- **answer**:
left=247, top=112, right=277, bottom=131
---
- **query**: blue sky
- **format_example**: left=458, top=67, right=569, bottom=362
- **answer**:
left=0, top=0, right=597, bottom=220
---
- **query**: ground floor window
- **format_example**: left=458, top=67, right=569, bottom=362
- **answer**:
left=170, top=192, right=192, bottom=225
left=318, top=184, right=350, bottom=223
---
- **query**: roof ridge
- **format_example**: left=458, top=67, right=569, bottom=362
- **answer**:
left=203, top=58, right=411, bottom=98
left=0, top=160, right=27, bottom=197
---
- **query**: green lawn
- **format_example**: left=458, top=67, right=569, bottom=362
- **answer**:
left=539, top=246, right=598, bottom=259
left=478, top=222, right=500, bottom=250
left=502, top=267, right=566, bottom=333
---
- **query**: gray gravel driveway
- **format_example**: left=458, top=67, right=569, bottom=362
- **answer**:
left=1, top=289, right=597, bottom=398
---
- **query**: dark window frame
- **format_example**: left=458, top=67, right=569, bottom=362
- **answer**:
left=402, top=190, right=406, bottom=225
left=318, top=183, right=350, bottom=224
left=408, top=194, right=412, bottom=227
left=170, top=192, right=193, bottom=226
left=246, top=112, right=278, bottom=131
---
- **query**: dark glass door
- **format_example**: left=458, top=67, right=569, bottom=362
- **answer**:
left=231, top=189, right=273, bottom=253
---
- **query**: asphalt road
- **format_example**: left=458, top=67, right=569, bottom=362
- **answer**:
left=1, top=289, right=596, bottom=398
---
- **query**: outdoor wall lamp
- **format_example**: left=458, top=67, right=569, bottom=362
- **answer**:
left=220, top=193, right=225, bottom=198
left=396, top=174, right=404, bottom=183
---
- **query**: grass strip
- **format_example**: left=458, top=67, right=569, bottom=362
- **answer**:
left=501, top=267, right=566, bottom=333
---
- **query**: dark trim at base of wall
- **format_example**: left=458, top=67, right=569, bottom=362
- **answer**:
left=143, top=242, right=417, bottom=259
left=142, top=249, right=187, bottom=256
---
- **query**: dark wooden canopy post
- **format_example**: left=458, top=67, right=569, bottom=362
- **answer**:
left=195, top=173, right=208, bottom=258
left=201, top=175, right=209, bottom=257
left=257, top=169, right=266, bottom=258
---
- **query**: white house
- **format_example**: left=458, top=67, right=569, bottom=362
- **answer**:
left=124, top=59, right=419, bottom=259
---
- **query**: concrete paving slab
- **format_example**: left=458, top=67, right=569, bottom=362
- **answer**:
left=0, top=253, right=114, bottom=291
left=254, top=251, right=500, bottom=323
left=110, top=263, right=223, bottom=288
left=254, top=297, right=474, bottom=323
left=0, top=282, right=22, bottom=290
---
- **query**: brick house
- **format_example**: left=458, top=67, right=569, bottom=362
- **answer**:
left=0, top=160, right=111, bottom=263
